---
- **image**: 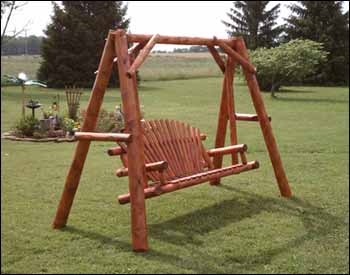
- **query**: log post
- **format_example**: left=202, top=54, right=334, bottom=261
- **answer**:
left=52, top=32, right=116, bottom=229
left=114, top=29, right=149, bottom=252
left=235, top=38, right=292, bottom=197
left=210, top=71, right=228, bottom=185
left=211, top=51, right=237, bottom=184
left=225, top=55, right=238, bottom=165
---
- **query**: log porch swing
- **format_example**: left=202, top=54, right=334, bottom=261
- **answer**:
left=52, top=29, right=292, bottom=252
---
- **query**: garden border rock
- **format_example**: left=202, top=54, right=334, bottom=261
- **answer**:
left=2, top=133, right=76, bottom=143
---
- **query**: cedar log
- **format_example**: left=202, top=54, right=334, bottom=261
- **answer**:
left=214, top=37, right=256, bottom=74
left=107, top=146, right=125, bottom=156
left=118, top=161, right=259, bottom=204
left=127, top=34, right=160, bottom=77
left=207, top=144, right=247, bottom=157
left=116, top=161, right=168, bottom=177
left=52, top=32, right=116, bottom=229
left=207, top=45, right=226, bottom=73
left=235, top=113, right=271, bottom=122
left=75, top=132, right=131, bottom=142
left=123, top=33, right=237, bottom=47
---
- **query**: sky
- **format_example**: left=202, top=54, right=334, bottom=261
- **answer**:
left=2, top=1, right=349, bottom=51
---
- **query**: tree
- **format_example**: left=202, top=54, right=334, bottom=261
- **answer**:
left=38, top=1, right=129, bottom=88
left=1, top=1, right=30, bottom=45
left=249, top=39, right=328, bottom=96
left=285, top=1, right=349, bottom=84
left=222, top=1, right=282, bottom=49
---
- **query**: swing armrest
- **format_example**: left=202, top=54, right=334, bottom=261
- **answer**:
left=207, top=144, right=247, bottom=157
left=116, top=161, right=168, bottom=177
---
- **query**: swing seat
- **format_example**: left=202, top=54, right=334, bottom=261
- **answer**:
left=109, top=119, right=259, bottom=204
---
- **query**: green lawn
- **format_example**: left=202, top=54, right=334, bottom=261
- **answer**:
left=1, top=78, right=349, bottom=274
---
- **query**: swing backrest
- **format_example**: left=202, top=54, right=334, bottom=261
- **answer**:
left=141, top=119, right=208, bottom=182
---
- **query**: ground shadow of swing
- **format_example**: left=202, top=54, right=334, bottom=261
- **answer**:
left=62, top=185, right=342, bottom=273
left=143, top=184, right=342, bottom=272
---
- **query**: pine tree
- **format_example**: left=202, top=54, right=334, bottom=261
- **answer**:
left=38, top=1, right=129, bottom=88
left=222, top=1, right=282, bottom=49
left=285, top=1, right=349, bottom=84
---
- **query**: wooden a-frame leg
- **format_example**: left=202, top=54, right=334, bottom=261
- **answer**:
left=114, top=30, right=148, bottom=252
left=236, top=38, right=292, bottom=197
left=211, top=53, right=237, bottom=185
left=52, top=32, right=116, bottom=229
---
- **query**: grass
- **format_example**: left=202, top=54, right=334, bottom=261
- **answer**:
left=1, top=78, right=349, bottom=274
left=1, top=53, right=222, bottom=82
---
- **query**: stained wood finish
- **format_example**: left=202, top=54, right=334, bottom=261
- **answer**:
left=124, top=33, right=237, bottom=47
left=225, top=55, right=238, bottom=165
left=118, top=161, right=259, bottom=204
left=235, top=113, right=272, bottom=122
left=114, top=29, right=149, bottom=251
left=75, top=132, right=131, bottom=142
left=214, top=36, right=256, bottom=74
left=52, top=32, right=116, bottom=229
left=207, top=144, right=247, bottom=156
left=141, top=120, right=206, bottom=181
left=207, top=45, right=226, bottom=73
left=235, top=37, right=292, bottom=197
left=127, top=34, right=160, bottom=77
left=116, top=161, right=168, bottom=177
left=107, top=146, right=125, bottom=156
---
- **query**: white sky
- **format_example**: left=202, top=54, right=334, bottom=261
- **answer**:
left=2, top=1, right=349, bottom=51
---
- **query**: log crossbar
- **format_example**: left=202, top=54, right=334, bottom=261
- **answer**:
left=207, top=144, right=247, bottom=157
left=122, top=33, right=237, bottom=46
left=116, top=161, right=168, bottom=177
left=75, top=132, right=132, bottom=142
left=235, top=113, right=272, bottom=122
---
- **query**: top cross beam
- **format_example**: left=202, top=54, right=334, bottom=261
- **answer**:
left=111, top=32, right=238, bottom=47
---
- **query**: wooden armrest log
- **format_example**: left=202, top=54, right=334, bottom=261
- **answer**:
left=213, top=37, right=256, bottom=74
left=75, top=132, right=132, bottom=142
left=116, top=161, right=168, bottom=177
left=107, top=146, right=125, bottom=156
left=200, top=133, right=206, bottom=141
left=207, top=144, right=247, bottom=157
left=235, top=113, right=271, bottom=122
left=127, top=34, right=160, bottom=77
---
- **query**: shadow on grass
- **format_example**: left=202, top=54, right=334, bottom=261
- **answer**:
left=276, top=88, right=316, bottom=94
left=62, top=185, right=343, bottom=273
left=272, top=96, right=348, bottom=104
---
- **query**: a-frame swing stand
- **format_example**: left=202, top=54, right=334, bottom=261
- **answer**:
left=52, top=29, right=292, bottom=252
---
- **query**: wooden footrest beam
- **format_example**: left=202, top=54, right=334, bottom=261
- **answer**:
left=118, top=160, right=259, bottom=204
left=235, top=113, right=271, bottom=122
left=75, top=132, right=132, bottom=142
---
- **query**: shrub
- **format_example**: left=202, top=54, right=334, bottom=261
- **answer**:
left=80, top=107, right=125, bottom=133
left=14, top=116, right=39, bottom=137
left=248, top=39, right=328, bottom=94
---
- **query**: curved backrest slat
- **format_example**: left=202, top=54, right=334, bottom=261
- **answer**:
left=141, top=119, right=206, bottom=182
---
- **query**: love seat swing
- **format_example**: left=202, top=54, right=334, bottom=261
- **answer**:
left=52, top=29, right=292, bottom=252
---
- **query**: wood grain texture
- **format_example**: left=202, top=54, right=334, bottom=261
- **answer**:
left=124, top=33, right=237, bottom=46
left=114, top=29, right=149, bottom=251
left=236, top=37, right=292, bottom=197
left=75, top=132, right=131, bottom=142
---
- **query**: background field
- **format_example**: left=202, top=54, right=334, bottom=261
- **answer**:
left=1, top=53, right=223, bottom=83
left=1, top=70, right=349, bottom=273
